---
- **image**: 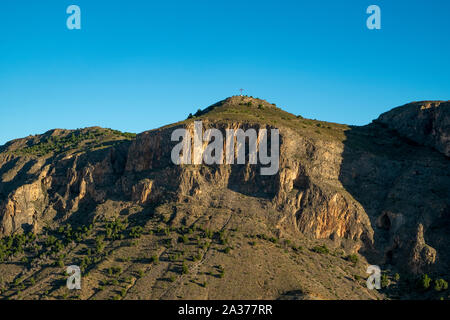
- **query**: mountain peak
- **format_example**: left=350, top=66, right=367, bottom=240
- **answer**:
left=190, top=95, right=279, bottom=118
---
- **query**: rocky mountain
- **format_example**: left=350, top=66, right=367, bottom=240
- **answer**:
left=0, top=97, right=449, bottom=300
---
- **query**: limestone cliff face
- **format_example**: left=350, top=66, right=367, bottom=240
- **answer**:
left=0, top=98, right=449, bottom=275
left=121, top=118, right=373, bottom=249
left=0, top=130, right=133, bottom=235
left=0, top=177, right=47, bottom=235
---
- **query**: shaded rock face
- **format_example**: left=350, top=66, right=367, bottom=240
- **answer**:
left=409, top=224, right=437, bottom=274
left=0, top=99, right=449, bottom=276
left=378, top=101, right=450, bottom=157
left=339, top=101, right=450, bottom=274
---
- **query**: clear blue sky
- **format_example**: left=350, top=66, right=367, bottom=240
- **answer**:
left=1, top=0, right=449, bottom=145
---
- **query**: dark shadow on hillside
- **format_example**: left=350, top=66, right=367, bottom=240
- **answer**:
left=227, top=164, right=278, bottom=199
left=226, top=128, right=280, bottom=199
left=338, top=123, right=394, bottom=266
left=338, top=121, right=450, bottom=275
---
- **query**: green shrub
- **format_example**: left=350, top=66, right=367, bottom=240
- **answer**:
left=205, top=229, right=214, bottom=239
left=105, top=218, right=127, bottom=240
left=420, top=274, right=432, bottom=290
left=268, top=237, right=278, bottom=244
left=434, top=278, right=448, bottom=291
left=381, top=273, right=389, bottom=288
left=94, top=235, right=105, bottom=253
left=256, top=234, right=268, bottom=241
left=182, top=262, right=189, bottom=275
left=218, top=267, right=225, bottom=278
left=14, top=278, right=22, bottom=287
left=347, top=254, right=359, bottom=264
left=193, top=252, right=202, bottom=262
left=311, top=245, right=329, bottom=254
left=107, top=266, right=122, bottom=277
left=151, top=255, right=159, bottom=264
left=164, top=238, right=173, bottom=248
left=129, top=226, right=144, bottom=239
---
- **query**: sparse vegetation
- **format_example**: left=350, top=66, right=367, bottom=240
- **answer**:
left=312, top=245, right=329, bottom=254
left=15, top=128, right=135, bottom=156
left=129, top=226, right=144, bottom=239
left=105, top=218, right=128, bottom=240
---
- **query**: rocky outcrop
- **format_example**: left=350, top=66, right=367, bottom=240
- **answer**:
left=377, top=101, right=450, bottom=157
left=408, top=224, right=437, bottom=274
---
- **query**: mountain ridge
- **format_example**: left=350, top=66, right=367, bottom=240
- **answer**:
left=0, top=97, right=449, bottom=300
